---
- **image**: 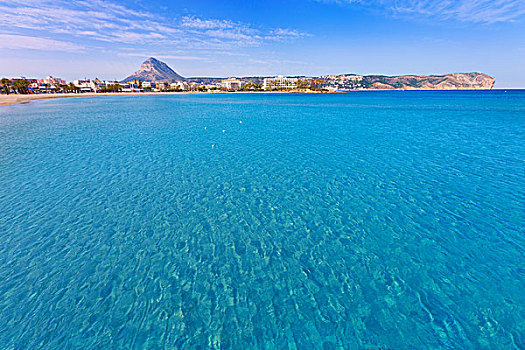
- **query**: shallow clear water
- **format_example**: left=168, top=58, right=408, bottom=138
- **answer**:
left=0, top=91, right=524, bottom=349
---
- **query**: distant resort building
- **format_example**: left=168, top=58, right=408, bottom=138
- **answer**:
left=155, top=82, right=167, bottom=90
left=263, top=76, right=299, bottom=90
left=74, top=79, right=97, bottom=92
left=72, top=79, right=124, bottom=92
left=121, top=86, right=143, bottom=92
left=321, top=74, right=364, bottom=90
left=219, top=78, right=243, bottom=90
left=38, top=76, right=66, bottom=86
left=170, top=81, right=189, bottom=91
left=22, top=76, right=66, bottom=93
left=189, top=82, right=202, bottom=91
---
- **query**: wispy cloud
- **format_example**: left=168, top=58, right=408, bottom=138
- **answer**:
left=181, top=16, right=239, bottom=30
left=0, top=0, right=309, bottom=52
left=118, top=52, right=208, bottom=61
left=267, top=28, right=311, bottom=40
left=0, top=34, right=84, bottom=52
left=0, top=0, right=183, bottom=44
left=180, top=16, right=308, bottom=46
left=318, top=0, right=525, bottom=23
left=180, top=16, right=261, bottom=46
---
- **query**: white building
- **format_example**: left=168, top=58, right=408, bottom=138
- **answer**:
left=74, top=79, right=97, bottom=92
left=219, top=78, right=243, bottom=90
left=189, top=82, right=203, bottom=91
left=263, top=76, right=299, bottom=90
left=170, top=81, right=189, bottom=90
left=38, top=76, right=66, bottom=86
left=142, top=81, right=152, bottom=88
left=156, top=82, right=167, bottom=90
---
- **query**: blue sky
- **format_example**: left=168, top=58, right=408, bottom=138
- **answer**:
left=0, top=0, right=524, bottom=87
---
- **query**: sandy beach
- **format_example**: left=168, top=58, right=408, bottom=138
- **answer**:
left=0, top=89, right=342, bottom=107
left=0, top=92, right=205, bottom=107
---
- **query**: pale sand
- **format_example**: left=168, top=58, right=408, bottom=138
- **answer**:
left=0, top=92, right=205, bottom=107
left=0, top=90, right=339, bottom=107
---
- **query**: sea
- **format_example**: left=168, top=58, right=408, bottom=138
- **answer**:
left=0, top=91, right=523, bottom=349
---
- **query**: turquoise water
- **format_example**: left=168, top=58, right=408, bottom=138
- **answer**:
left=0, top=91, right=524, bottom=349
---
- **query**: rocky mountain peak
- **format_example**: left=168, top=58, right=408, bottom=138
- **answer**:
left=122, top=57, right=184, bottom=83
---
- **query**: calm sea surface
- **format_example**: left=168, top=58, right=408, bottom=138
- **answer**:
left=0, top=91, right=524, bottom=349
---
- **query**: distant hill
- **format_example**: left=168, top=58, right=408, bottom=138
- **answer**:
left=189, top=73, right=494, bottom=90
left=122, top=57, right=184, bottom=83
left=361, top=73, right=495, bottom=90
left=323, top=73, right=495, bottom=90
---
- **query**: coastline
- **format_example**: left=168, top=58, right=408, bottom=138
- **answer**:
left=0, top=91, right=204, bottom=107
left=0, top=91, right=325, bottom=107
left=0, top=88, right=500, bottom=107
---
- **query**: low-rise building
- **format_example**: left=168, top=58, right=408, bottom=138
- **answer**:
left=38, top=76, right=66, bottom=86
left=156, top=82, right=167, bottom=90
left=169, top=81, right=189, bottom=90
left=189, top=82, right=202, bottom=91
left=219, top=78, right=243, bottom=90
left=74, top=79, right=97, bottom=92
left=263, top=76, right=299, bottom=90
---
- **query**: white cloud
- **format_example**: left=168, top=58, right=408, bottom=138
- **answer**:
left=118, top=52, right=208, bottom=61
left=318, top=0, right=525, bottom=23
left=0, top=1, right=309, bottom=51
left=267, top=28, right=311, bottom=40
left=0, top=34, right=84, bottom=52
left=179, top=16, right=312, bottom=46
left=179, top=16, right=262, bottom=46
left=0, top=0, right=177, bottom=44
left=181, top=16, right=237, bottom=29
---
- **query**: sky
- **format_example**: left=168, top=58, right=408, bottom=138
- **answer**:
left=0, top=0, right=524, bottom=87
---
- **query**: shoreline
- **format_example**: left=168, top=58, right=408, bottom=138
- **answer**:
left=0, top=91, right=325, bottom=107
left=0, top=88, right=502, bottom=107
left=0, top=91, right=205, bottom=107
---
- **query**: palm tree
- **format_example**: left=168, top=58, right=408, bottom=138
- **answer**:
left=1, top=78, right=10, bottom=95
left=67, top=83, right=80, bottom=93
left=13, top=79, right=30, bottom=94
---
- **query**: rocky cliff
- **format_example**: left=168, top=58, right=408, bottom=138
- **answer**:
left=122, top=57, right=184, bottom=83
left=362, top=73, right=495, bottom=90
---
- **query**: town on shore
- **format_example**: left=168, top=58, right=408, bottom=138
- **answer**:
left=0, top=57, right=495, bottom=96
left=0, top=75, right=328, bottom=95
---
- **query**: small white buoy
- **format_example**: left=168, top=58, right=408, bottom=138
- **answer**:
left=239, top=121, right=243, bottom=124
left=211, top=144, right=215, bottom=149
left=222, top=130, right=226, bottom=133
left=204, top=126, right=207, bottom=130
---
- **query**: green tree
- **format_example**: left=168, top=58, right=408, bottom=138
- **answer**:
left=70, top=83, right=80, bottom=93
left=12, top=79, right=30, bottom=94
left=1, top=78, right=10, bottom=95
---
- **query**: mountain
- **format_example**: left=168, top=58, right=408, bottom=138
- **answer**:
left=323, top=73, right=495, bottom=90
left=122, top=57, right=184, bottom=83
left=121, top=59, right=495, bottom=90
